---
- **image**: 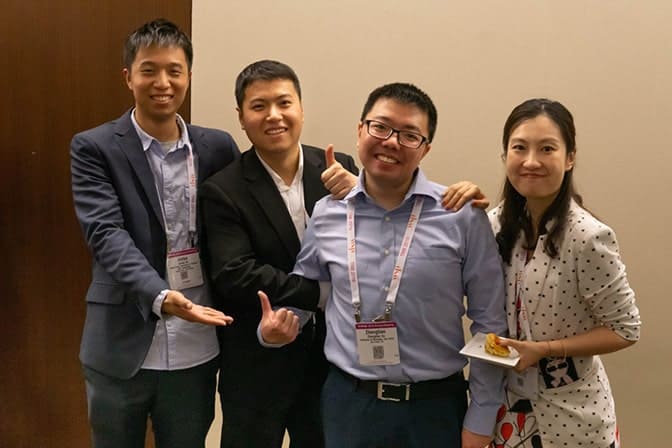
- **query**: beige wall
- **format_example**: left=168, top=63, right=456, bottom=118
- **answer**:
left=193, top=1, right=672, bottom=446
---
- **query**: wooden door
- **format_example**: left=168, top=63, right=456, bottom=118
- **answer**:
left=1, top=2, right=191, bottom=446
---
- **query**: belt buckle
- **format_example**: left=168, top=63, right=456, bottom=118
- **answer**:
left=376, top=381, right=410, bottom=402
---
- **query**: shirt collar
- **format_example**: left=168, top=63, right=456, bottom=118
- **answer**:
left=256, top=144, right=304, bottom=191
left=130, top=108, right=191, bottom=153
left=345, top=168, right=435, bottom=204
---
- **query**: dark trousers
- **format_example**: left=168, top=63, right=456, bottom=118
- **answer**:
left=83, top=357, right=218, bottom=448
left=219, top=372, right=324, bottom=448
left=219, top=315, right=328, bottom=448
left=321, top=366, right=468, bottom=448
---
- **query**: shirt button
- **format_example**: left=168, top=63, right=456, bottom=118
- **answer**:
left=384, top=249, right=390, bottom=255
left=385, top=216, right=390, bottom=221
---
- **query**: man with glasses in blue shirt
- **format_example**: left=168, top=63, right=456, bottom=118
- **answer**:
left=258, top=82, right=507, bottom=448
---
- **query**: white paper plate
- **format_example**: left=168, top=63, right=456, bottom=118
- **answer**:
left=459, top=332, right=520, bottom=368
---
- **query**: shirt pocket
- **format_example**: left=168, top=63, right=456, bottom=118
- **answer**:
left=405, top=247, right=462, bottom=300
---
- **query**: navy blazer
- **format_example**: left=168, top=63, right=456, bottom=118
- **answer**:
left=71, top=110, right=239, bottom=379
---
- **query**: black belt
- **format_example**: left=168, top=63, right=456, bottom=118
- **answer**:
left=332, top=365, right=467, bottom=402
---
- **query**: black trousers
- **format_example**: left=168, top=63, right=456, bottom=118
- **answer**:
left=321, top=366, right=468, bottom=448
left=219, top=315, right=328, bottom=448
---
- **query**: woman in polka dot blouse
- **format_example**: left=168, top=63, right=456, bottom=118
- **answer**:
left=482, top=98, right=642, bottom=448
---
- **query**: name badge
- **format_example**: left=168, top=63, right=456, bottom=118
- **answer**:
left=507, top=366, right=539, bottom=400
left=355, top=321, right=400, bottom=366
left=167, top=248, right=204, bottom=290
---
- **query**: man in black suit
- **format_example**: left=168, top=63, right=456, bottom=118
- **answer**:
left=71, top=19, right=238, bottom=448
left=200, top=60, right=357, bottom=448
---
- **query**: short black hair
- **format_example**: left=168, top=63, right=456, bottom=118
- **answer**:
left=235, top=60, right=302, bottom=107
left=124, top=19, right=193, bottom=70
left=360, top=83, right=438, bottom=142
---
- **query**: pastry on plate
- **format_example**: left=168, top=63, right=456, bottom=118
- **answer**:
left=485, top=333, right=510, bottom=357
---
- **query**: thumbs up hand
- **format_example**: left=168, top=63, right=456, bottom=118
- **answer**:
left=320, top=144, right=358, bottom=200
left=258, top=290, right=300, bottom=345
left=325, top=143, right=338, bottom=167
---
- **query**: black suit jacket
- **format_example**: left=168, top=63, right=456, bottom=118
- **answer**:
left=200, top=145, right=357, bottom=402
left=201, top=145, right=357, bottom=318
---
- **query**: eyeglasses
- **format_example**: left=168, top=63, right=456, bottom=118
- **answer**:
left=363, top=120, right=428, bottom=149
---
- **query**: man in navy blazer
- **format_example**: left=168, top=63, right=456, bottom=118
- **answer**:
left=70, top=19, right=239, bottom=448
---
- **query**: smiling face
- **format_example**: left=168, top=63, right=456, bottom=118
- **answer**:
left=237, top=78, right=304, bottom=157
left=124, top=45, right=190, bottom=126
left=357, top=98, right=431, bottom=193
left=505, top=114, right=575, bottom=210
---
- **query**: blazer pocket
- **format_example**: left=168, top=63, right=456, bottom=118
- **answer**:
left=85, top=282, right=126, bottom=305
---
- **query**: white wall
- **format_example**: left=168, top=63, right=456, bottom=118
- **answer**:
left=193, top=2, right=672, bottom=446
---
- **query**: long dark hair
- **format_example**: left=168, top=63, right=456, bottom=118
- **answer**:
left=496, top=98, right=584, bottom=264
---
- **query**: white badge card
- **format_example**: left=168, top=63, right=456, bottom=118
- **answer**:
left=507, top=366, right=540, bottom=400
left=167, top=248, right=204, bottom=290
left=355, top=321, right=400, bottom=366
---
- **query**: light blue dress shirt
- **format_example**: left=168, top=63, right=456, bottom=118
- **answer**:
left=130, top=111, right=219, bottom=371
left=292, top=169, right=507, bottom=435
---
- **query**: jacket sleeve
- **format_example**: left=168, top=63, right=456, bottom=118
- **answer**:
left=200, top=179, right=321, bottom=312
left=577, top=223, right=641, bottom=341
left=70, top=132, right=169, bottom=320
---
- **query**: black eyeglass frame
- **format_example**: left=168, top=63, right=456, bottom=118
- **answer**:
left=362, top=119, right=429, bottom=149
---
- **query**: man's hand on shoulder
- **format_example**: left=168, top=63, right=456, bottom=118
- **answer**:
left=321, top=144, right=357, bottom=200
left=442, top=181, right=489, bottom=211
left=161, top=290, right=233, bottom=326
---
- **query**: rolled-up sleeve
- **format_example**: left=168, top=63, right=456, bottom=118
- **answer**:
left=578, top=224, right=641, bottom=341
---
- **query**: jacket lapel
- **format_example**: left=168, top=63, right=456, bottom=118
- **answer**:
left=188, top=124, right=210, bottom=184
left=507, top=234, right=553, bottom=340
left=243, top=149, right=301, bottom=257
left=115, top=112, right=164, bottom=230
left=521, top=235, right=553, bottom=332
left=188, top=125, right=209, bottom=240
left=302, top=146, right=327, bottom=215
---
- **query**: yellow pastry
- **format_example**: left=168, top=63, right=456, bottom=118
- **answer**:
left=485, top=333, right=510, bottom=357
